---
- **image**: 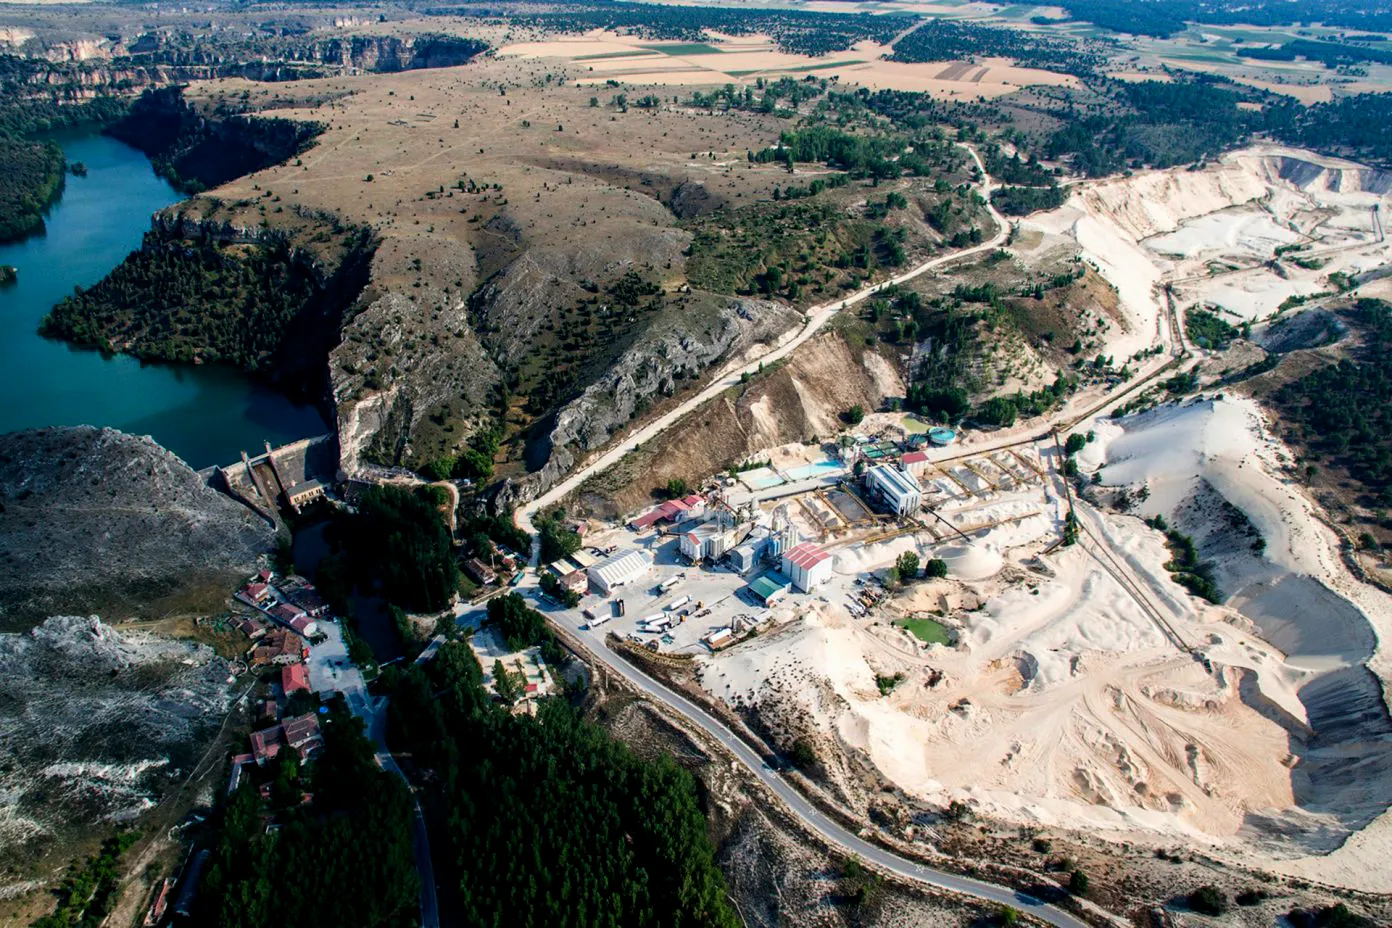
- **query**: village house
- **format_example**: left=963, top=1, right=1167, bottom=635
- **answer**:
left=464, top=557, right=497, bottom=585
left=242, top=582, right=272, bottom=605
left=233, top=614, right=268, bottom=639
left=249, top=712, right=323, bottom=765
left=281, top=663, right=310, bottom=696
left=250, top=630, right=305, bottom=667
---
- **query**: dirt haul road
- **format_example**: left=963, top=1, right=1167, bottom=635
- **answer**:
left=508, top=151, right=1129, bottom=926
left=517, top=144, right=1007, bottom=545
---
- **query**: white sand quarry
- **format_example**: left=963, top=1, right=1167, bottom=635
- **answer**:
left=698, top=149, right=1392, bottom=890
left=1020, top=145, right=1392, bottom=359
left=703, top=397, right=1392, bottom=888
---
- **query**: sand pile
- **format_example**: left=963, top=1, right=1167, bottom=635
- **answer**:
left=1093, top=396, right=1392, bottom=876
left=936, top=543, right=1004, bottom=581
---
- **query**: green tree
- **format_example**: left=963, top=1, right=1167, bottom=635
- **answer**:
left=494, top=658, right=520, bottom=704
left=924, top=557, right=948, bottom=579
left=895, top=550, right=920, bottom=579
left=666, top=477, right=690, bottom=498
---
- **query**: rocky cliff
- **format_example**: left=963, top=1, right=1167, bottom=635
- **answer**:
left=0, top=427, right=274, bottom=629
left=105, top=85, right=325, bottom=192
left=495, top=297, right=802, bottom=511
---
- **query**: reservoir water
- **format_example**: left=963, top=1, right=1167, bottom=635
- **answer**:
left=0, top=128, right=328, bottom=469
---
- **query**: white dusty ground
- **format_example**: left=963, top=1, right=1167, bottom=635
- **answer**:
left=1020, top=145, right=1392, bottom=360
left=697, top=148, right=1392, bottom=891
left=702, top=396, right=1392, bottom=889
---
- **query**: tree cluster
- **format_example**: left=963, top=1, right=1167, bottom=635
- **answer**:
left=194, top=704, right=421, bottom=928
left=383, top=641, right=741, bottom=928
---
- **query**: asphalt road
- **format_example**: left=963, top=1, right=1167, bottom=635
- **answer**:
left=334, top=652, right=442, bottom=928
left=541, top=596, right=1092, bottom=928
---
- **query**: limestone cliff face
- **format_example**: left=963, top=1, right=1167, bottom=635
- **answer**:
left=0, top=427, right=274, bottom=629
left=494, top=297, right=802, bottom=511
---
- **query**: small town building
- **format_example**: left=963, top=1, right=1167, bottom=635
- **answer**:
left=781, top=542, right=833, bottom=592
left=233, top=615, right=268, bottom=639
left=280, top=578, right=329, bottom=616
left=250, top=630, right=305, bottom=666
left=587, top=548, right=654, bottom=595
left=243, top=582, right=272, bottom=604
left=560, top=570, right=588, bottom=594
left=251, top=712, right=324, bottom=765
left=866, top=463, right=922, bottom=516
left=900, top=449, right=930, bottom=477
left=281, top=663, right=310, bottom=696
left=288, top=615, right=318, bottom=637
left=282, top=713, right=324, bottom=758
left=744, top=572, right=791, bottom=606
left=464, top=557, right=497, bottom=585
left=270, top=602, right=305, bottom=624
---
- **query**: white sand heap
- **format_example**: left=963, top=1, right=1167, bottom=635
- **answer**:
left=702, top=393, right=1392, bottom=890
left=936, top=543, right=1004, bottom=581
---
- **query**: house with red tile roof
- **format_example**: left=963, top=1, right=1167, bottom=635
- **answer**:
left=250, top=630, right=304, bottom=667
left=249, top=712, right=323, bottom=765
left=281, top=663, right=310, bottom=696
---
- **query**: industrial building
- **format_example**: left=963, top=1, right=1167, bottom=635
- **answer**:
left=744, top=572, right=791, bottom=606
left=730, top=543, right=759, bottom=575
left=679, top=522, right=735, bottom=563
left=866, top=463, right=922, bottom=516
left=587, top=548, right=654, bottom=595
left=781, top=542, right=833, bottom=592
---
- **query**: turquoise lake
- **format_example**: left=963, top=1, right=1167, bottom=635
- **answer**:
left=0, top=128, right=328, bottom=469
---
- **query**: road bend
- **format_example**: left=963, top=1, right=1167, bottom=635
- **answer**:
left=503, top=150, right=1133, bottom=926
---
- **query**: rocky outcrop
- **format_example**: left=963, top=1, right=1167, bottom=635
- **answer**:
left=0, top=32, right=488, bottom=89
left=0, top=427, right=274, bottom=629
left=574, top=330, right=903, bottom=518
left=0, top=615, right=232, bottom=868
left=495, top=297, right=802, bottom=511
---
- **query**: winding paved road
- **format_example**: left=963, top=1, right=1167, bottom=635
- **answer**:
left=506, top=155, right=1126, bottom=926
left=545, top=600, right=1093, bottom=928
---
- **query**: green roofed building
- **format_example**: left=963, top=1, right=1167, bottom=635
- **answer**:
left=745, top=572, right=791, bottom=605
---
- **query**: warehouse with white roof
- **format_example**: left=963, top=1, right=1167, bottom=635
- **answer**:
left=586, top=548, right=654, bottom=595
left=866, top=463, right=922, bottom=516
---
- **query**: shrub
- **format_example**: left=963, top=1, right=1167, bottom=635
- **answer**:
left=1188, top=885, right=1228, bottom=916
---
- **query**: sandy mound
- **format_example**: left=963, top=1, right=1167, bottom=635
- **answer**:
left=1094, top=397, right=1392, bottom=868
left=937, top=543, right=1004, bottom=581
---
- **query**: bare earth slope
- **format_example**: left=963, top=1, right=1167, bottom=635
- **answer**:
left=0, top=426, right=273, bottom=628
